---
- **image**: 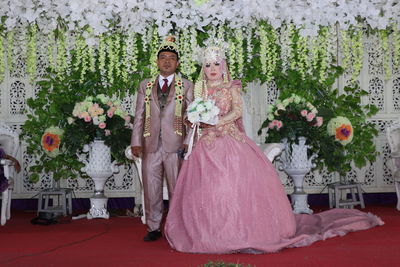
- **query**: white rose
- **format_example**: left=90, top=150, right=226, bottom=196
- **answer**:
left=67, top=117, right=75, bottom=124
left=93, top=116, right=100, bottom=125
left=188, top=112, right=200, bottom=123
left=276, top=103, right=285, bottom=110
left=204, top=101, right=213, bottom=110
left=201, top=113, right=211, bottom=123
left=196, top=104, right=206, bottom=113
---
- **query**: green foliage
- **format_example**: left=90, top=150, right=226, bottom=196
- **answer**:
left=22, top=67, right=139, bottom=182
left=259, top=67, right=379, bottom=176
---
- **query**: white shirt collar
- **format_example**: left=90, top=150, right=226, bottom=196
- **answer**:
left=159, top=74, right=174, bottom=88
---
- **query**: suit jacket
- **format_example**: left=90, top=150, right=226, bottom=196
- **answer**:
left=131, top=75, right=194, bottom=153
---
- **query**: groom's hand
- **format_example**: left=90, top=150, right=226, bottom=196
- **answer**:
left=181, top=144, right=188, bottom=153
left=131, top=146, right=142, bottom=158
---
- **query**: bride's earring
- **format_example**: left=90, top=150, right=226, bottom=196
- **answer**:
left=223, top=71, right=228, bottom=83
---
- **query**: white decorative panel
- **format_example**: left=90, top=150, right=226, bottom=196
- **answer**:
left=9, top=81, right=26, bottom=115
left=393, top=77, right=400, bottom=112
left=368, top=77, right=384, bottom=111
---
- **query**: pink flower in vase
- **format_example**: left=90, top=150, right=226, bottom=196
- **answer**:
left=268, top=122, right=275, bottom=129
left=99, top=122, right=106, bottom=129
left=306, top=112, right=316, bottom=122
left=315, top=116, right=323, bottom=127
left=107, top=110, right=114, bottom=118
left=276, top=120, right=283, bottom=129
left=84, top=116, right=91, bottom=122
left=300, top=110, right=308, bottom=117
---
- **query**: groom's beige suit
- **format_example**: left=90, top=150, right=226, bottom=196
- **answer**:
left=131, top=75, right=193, bottom=231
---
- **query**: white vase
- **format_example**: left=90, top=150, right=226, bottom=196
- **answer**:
left=80, top=139, right=119, bottom=219
left=279, top=136, right=317, bottom=214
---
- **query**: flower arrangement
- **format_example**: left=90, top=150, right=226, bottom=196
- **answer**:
left=260, top=68, right=379, bottom=177
left=22, top=69, right=135, bottom=182
left=70, top=94, right=131, bottom=139
left=187, top=98, right=220, bottom=125
left=41, top=127, right=64, bottom=157
left=327, top=116, right=354, bottom=146
left=265, top=93, right=323, bottom=143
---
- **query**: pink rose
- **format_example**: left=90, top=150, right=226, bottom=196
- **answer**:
left=276, top=121, right=283, bottom=129
left=268, top=122, right=275, bottom=129
left=300, top=110, right=308, bottom=117
left=315, top=116, right=323, bottom=127
left=99, top=122, right=106, bottom=129
left=84, top=116, right=91, bottom=122
left=107, top=110, right=114, bottom=118
left=306, top=112, right=316, bottom=122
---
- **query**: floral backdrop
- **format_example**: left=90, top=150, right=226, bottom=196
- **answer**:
left=0, top=0, right=399, bottom=87
left=0, top=0, right=399, bottom=198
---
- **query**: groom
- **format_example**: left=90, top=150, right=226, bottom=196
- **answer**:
left=131, top=36, right=194, bottom=241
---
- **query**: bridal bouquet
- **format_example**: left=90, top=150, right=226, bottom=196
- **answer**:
left=187, top=98, right=220, bottom=125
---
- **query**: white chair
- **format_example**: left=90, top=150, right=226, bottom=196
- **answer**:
left=0, top=122, right=19, bottom=225
left=386, top=119, right=400, bottom=211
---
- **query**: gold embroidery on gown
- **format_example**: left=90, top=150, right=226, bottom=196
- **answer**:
left=201, top=83, right=245, bottom=145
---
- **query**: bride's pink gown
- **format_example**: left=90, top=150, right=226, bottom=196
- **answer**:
left=164, top=80, right=383, bottom=254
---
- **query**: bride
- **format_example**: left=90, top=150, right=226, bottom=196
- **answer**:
left=164, top=44, right=383, bottom=254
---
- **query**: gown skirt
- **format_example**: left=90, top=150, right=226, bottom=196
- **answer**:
left=164, top=134, right=383, bottom=254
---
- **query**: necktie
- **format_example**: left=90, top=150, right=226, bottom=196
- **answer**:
left=161, top=78, right=168, bottom=93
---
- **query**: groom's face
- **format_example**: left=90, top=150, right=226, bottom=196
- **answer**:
left=157, top=51, right=179, bottom=76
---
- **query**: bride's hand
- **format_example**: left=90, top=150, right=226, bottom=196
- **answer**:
left=184, top=118, right=193, bottom=128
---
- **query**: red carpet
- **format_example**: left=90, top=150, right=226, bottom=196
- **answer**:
left=0, top=205, right=399, bottom=267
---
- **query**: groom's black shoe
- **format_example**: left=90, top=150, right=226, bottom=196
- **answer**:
left=143, top=230, right=162, bottom=242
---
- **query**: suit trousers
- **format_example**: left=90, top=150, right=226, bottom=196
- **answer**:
left=142, top=141, right=181, bottom=231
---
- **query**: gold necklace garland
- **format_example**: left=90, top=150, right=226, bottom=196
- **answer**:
left=143, top=74, right=184, bottom=137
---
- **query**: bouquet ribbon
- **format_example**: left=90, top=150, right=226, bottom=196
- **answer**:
left=184, top=122, right=199, bottom=160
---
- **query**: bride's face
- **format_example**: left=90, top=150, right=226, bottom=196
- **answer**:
left=204, top=61, right=223, bottom=82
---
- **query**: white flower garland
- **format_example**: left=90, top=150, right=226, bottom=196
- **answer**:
left=351, top=25, right=364, bottom=82
left=246, top=28, right=253, bottom=64
left=149, top=26, right=159, bottom=78
left=47, top=31, right=55, bottom=71
left=6, top=31, right=14, bottom=74
left=235, top=27, right=244, bottom=78
left=0, top=1, right=399, bottom=86
left=0, top=35, right=5, bottom=83
left=26, top=24, right=37, bottom=84
left=392, top=26, right=400, bottom=74
left=380, top=30, right=391, bottom=80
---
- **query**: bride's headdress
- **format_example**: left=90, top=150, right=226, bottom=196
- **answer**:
left=194, top=39, right=231, bottom=98
left=195, top=39, right=228, bottom=64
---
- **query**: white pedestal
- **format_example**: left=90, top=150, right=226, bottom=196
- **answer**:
left=291, top=194, right=313, bottom=214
